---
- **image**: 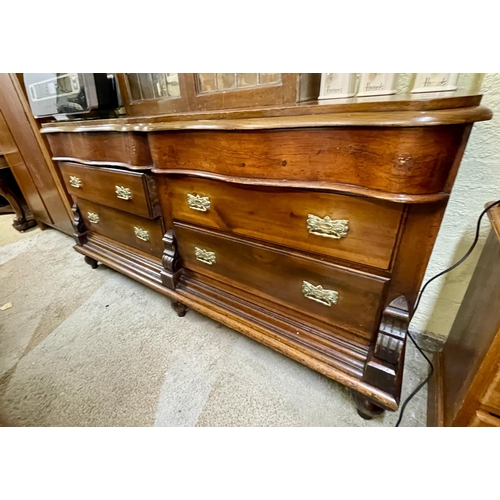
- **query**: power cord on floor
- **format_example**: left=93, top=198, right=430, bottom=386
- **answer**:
left=395, top=198, right=500, bottom=427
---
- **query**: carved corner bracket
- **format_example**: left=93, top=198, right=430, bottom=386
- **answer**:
left=361, top=295, right=410, bottom=405
left=374, top=295, right=409, bottom=366
left=72, top=203, right=89, bottom=246
left=160, top=229, right=183, bottom=290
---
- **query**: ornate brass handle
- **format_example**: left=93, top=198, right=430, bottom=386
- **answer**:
left=88, top=212, right=100, bottom=224
left=69, top=176, right=83, bottom=188
left=187, top=194, right=210, bottom=212
left=302, top=281, right=338, bottom=307
left=134, top=227, right=149, bottom=241
left=116, top=186, right=133, bottom=200
left=195, top=247, right=216, bottom=265
left=307, top=214, right=349, bottom=239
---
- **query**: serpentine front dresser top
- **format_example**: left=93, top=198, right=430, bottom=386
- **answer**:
left=43, top=95, right=492, bottom=418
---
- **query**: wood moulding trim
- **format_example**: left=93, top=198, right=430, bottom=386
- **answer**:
left=40, top=92, right=487, bottom=132
left=176, top=276, right=399, bottom=410
left=427, top=351, right=445, bottom=426
left=151, top=169, right=450, bottom=204
left=52, top=156, right=152, bottom=171
left=488, top=205, right=500, bottom=241
left=40, top=105, right=492, bottom=134
left=74, top=234, right=398, bottom=411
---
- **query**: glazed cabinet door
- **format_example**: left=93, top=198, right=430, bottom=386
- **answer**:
left=117, top=73, right=191, bottom=116
left=184, top=73, right=320, bottom=111
left=116, top=74, right=320, bottom=116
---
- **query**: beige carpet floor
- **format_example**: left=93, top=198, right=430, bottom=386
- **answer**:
left=0, top=214, right=429, bottom=426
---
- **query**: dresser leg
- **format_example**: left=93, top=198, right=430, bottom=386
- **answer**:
left=171, top=300, right=188, bottom=317
left=161, top=230, right=183, bottom=290
left=351, top=391, right=385, bottom=420
left=361, top=296, right=409, bottom=415
left=84, top=255, right=99, bottom=269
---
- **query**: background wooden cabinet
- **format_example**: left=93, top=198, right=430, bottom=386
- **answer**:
left=0, top=73, right=73, bottom=234
left=116, top=73, right=321, bottom=116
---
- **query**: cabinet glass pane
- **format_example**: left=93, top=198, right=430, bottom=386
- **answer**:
left=216, top=73, right=236, bottom=90
left=138, top=74, right=155, bottom=100
left=126, top=73, right=143, bottom=101
left=198, top=73, right=217, bottom=93
left=196, top=73, right=283, bottom=94
left=125, top=73, right=180, bottom=103
left=237, top=74, right=259, bottom=87
left=166, top=73, right=180, bottom=96
left=151, top=73, right=168, bottom=98
left=259, top=73, right=281, bottom=84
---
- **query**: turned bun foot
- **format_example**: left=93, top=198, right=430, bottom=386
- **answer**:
left=171, top=300, right=188, bottom=317
left=84, top=255, right=99, bottom=269
left=351, top=391, right=385, bottom=420
left=12, top=216, right=37, bottom=232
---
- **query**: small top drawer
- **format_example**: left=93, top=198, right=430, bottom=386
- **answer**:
left=59, top=162, right=159, bottom=219
left=162, top=176, right=403, bottom=270
left=46, top=132, right=152, bottom=169
left=149, top=127, right=465, bottom=196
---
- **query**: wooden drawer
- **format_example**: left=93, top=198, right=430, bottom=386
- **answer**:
left=470, top=410, right=500, bottom=427
left=480, top=368, right=500, bottom=413
left=174, top=222, right=389, bottom=341
left=163, top=176, right=403, bottom=270
left=60, top=162, right=159, bottom=219
left=149, top=127, right=465, bottom=196
left=77, top=199, right=165, bottom=257
left=46, top=132, right=152, bottom=169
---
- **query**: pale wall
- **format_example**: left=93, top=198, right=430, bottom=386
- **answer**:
left=409, top=73, right=500, bottom=341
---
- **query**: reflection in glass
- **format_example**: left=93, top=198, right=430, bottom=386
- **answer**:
left=216, top=73, right=236, bottom=90
left=125, top=73, right=181, bottom=102
left=197, top=73, right=282, bottom=94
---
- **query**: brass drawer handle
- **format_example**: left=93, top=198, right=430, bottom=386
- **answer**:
left=116, top=186, right=133, bottom=200
left=302, top=281, right=338, bottom=307
left=69, top=176, right=83, bottom=188
left=187, top=193, right=210, bottom=212
left=307, top=214, right=349, bottom=239
left=134, top=227, right=149, bottom=241
left=195, top=247, right=216, bottom=265
left=88, top=212, right=100, bottom=224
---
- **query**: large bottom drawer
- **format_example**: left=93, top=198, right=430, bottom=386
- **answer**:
left=78, top=199, right=165, bottom=257
left=174, top=222, right=389, bottom=341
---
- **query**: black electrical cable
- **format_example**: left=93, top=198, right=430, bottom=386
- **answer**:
left=395, top=198, right=500, bottom=427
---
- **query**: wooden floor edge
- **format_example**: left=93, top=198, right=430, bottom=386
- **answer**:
left=427, top=351, right=445, bottom=426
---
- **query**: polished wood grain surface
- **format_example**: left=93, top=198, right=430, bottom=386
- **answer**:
left=174, top=222, right=389, bottom=341
left=160, top=175, right=403, bottom=269
left=40, top=92, right=489, bottom=133
left=481, top=369, right=500, bottom=411
left=470, top=410, right=500, bottom=427
left=45, top=92, right=491, bottom=416
left=149, top=126, right=466, bottom=196
left=153, top=169, right=449, bottom=204
left=59, top=162, right=159, bottom=219
left=46, top=131, right=152, bottom=170
left=77, top=199, right=165, bottom=257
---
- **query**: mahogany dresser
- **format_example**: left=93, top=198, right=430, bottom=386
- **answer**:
left=42, top=93, right=492, bottom=419
left=428, top=205, right=500, bottom=427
